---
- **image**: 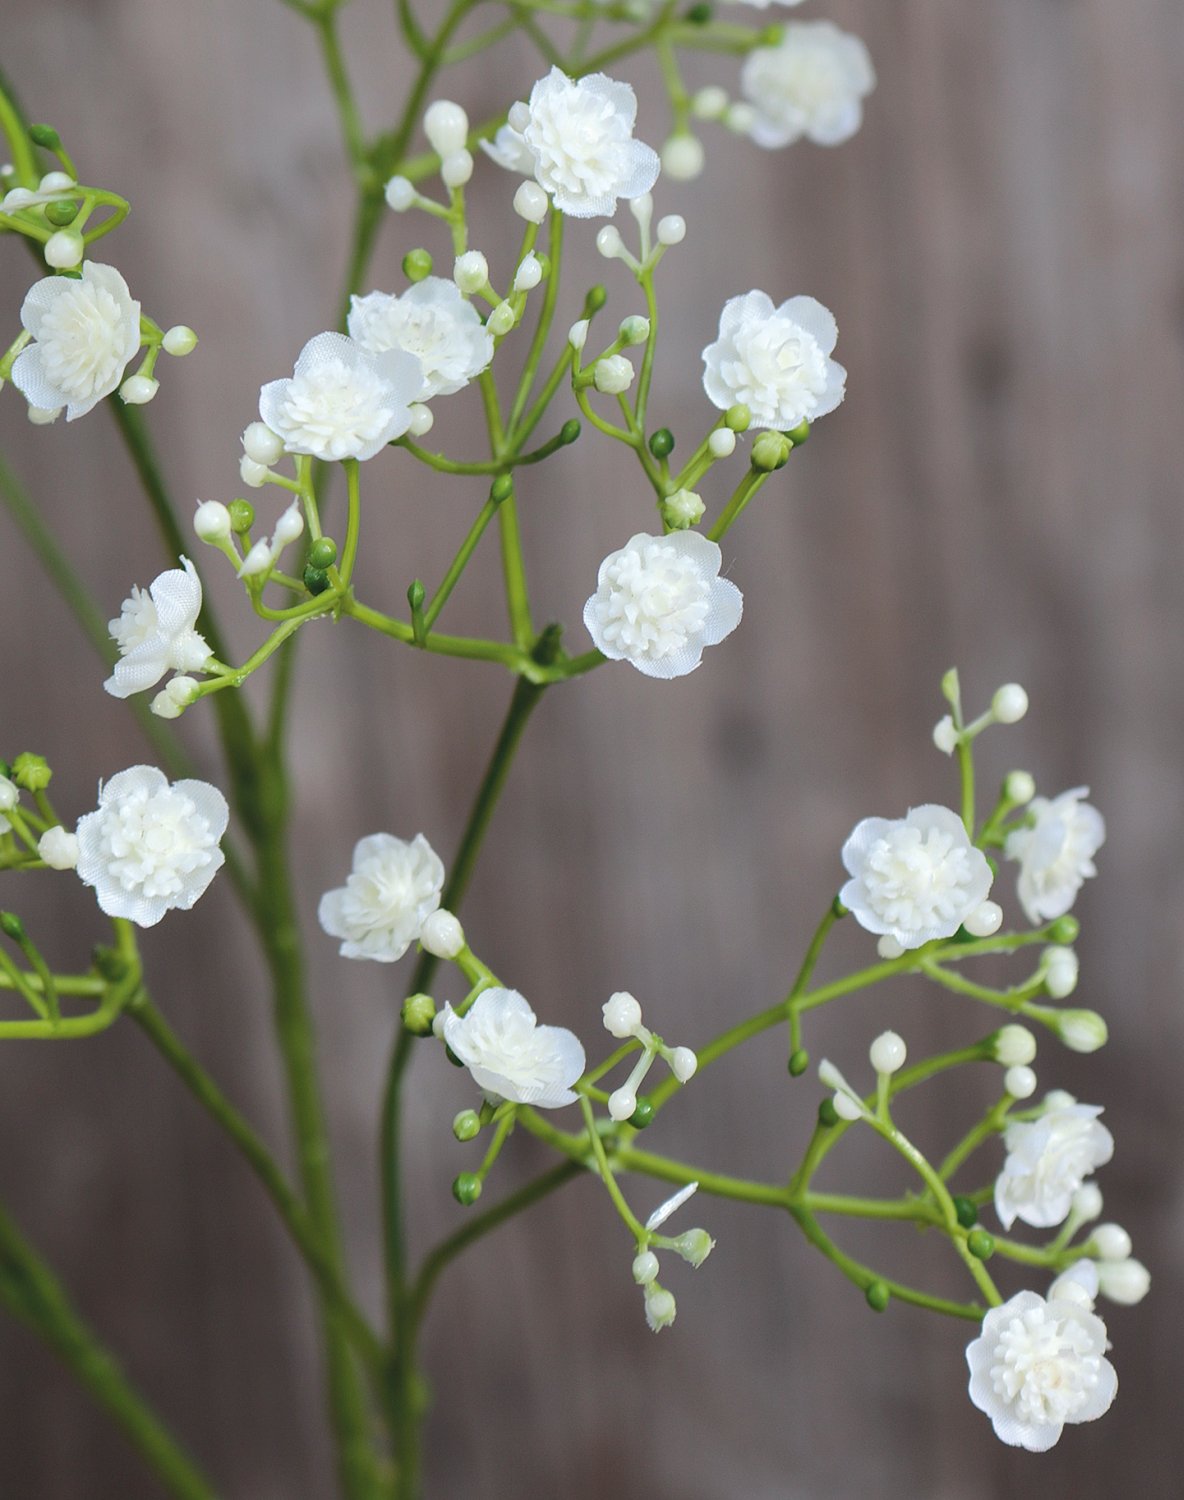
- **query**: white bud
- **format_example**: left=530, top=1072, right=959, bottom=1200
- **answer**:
left=239, top=455, right=269, bottom=489
left=618, top=315, right=650, bottom=347
left=1004, top=1064, right=1037, bottom=1100
left=38, top=171, right=74, bottom=193
left=408, top=403, right=434, bottom=437
left=384, top=175, right=416, bottom=211
left=1005, top=770, right=1036, bottom=805
left=661, top=134, right=704, bottom=181
left=832, top=1092, right=864, bottom=1123
left=420, top=909, right=465, bottom=960
left=1091, top=1223, right=1132, bottom=1262
left=424, top=100, right=470, bottom=157
left=876, top=935, right=905, bottom=960
left=608, top=1087, right=637, bottom=1122
left=643, top=1284, right=676, bottom=1332
left=963, top=900, right=1003, bottom=937
left=1056, top=1008, right=1108, bottom=1053
left=237, top=540, right=273, bottom=578
left=669, top=1047, right=697, bottom=1083
left=120, top=375, right=159, bottom=406
left=725, top=102, right=757, bottom=135
left=272, top=502, right=304, bottom=548
left=1048, top=1273, right=1096, bottom=1311
left=567, top=319, right=589, bottom=352
left=708, top=428, right=736, bottom=459
left=162, top=325, right=198, bottom=357
left=513, top=253, right=543, bottom=292
left=512, top=180, right=549, bottom=223
left=632, top=1250, right=659, bottom=1285
left=26, top=405, right=62, bottom=425
left=0, top=776, right=17, bottom=811
left=487, top=301, right=515, bottom=337
left=932, top=714, right=959, bottom=754
left=193, top=500, right=232, bottom=543
left=441, top=149, right=474, bottom=189
left=1070, top=1182, right=1103, bottom=1222
left=150, top=688, right=183, bottom=719
left=663, top=489, right=705, bottom=529
left=37, top=826, right=79, bottom=870
left=602, top=991, right=643, bottom=1038
left=656, top=214, right=686, bottom=246
left=242, top=421, right=285, bottom=466
left=692, top=85, right=729, bottom=121
left=1042, top=1088, right=1077, bottom=1112
left=992, top=682, right=1029, bottom=724
left=1042, top=945, right=1079, bottom=999
left=595, top=225, right=625, bottom=260
left=508, top=102, right=530, bottom=133
left=166, top=675, right=200, bottom=706
left=672, top=1229, right=714, bottom=1268
left=994, top=1024, right=1037, bottom=1067
left=593, top=355, right=634, bottom=395
left=869, top=1031, right=907, bottom=1076
left=43, top=229, right=84, bottom=268
left=1095, top=1257, right=1150, bottom=1305
left=453, top=250, right=489, bottom=294
left=628, top=192, right=654, bottom=235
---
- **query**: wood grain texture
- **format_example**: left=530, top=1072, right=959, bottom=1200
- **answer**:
left=1, top=1, right=1182, bottom=1494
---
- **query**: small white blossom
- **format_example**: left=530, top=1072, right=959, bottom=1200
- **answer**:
left=701, top=292, right=845, bottom=430
left=258, top=332, right=421, bottom=462
left=1006, top=787, right=1105, bottom=925
left=485, top=69, right=660, bottom=218
left=38, top=826, right=79, bottom=870
left=74, top=766, right=229, bottom=927
left=839, top=805, right=994, bottom=949
left=318, top=832, right=444, bottom=963
left=741, top=22, right=875, bottom=150
left=994, top=1100, right=1114, bottom=1231
left=966, top=1290, right=1117, bottom=1450
left=12, top=262, right=141, bottom=420
left=583, top=531, right=742, bottom=679
left=441, top=988, right=585, bottom=1108
left=104, top=557, right=211, bottom=700
left=348, top=279, right=493, bottom=400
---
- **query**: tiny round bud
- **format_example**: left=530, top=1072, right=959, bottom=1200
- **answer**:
left=237, top=540, right=272, bottom=578
left=656, top=214, right=686, bottom=246
left=440, top=149, right=474, bottom=189
left=673, top=1229, right=714, bottom=1268
left=490, top=474, right=514, bottom=504
left=876, top=935, right=905, bottom=960
left=44, top=197, right=78, bottom=227
left=303, top=564, right=332, bottom=596
left=1091, top=1223, right=1132, bottom=1262
left=1004, top=1064, right=1037, bottom=1100
left=726, top=102, right=757, bottom=135
left=12, top=754, right=51, bottom=792
left=1095, top=1257, right=1150, bottom=1305
left=272, top=504, right=304, bottom=548
left=1042, top=945, right=1080, bottom=1000
left=38, top=170, right=75, bottom=193
left=602, top=991, right=643, bottom=1038
left=967, top=1230, right=995, bottom=1261
left=559, top=418, right=581, bottom=446
left=402, top=993, right=437, bottom=1036
left=27, top=405, right=62, bottom=425
left=628, top=1098, right=655, bottom=1129
left=242, top=422, right=285, bottom=466
left=751, top=430, right=791, bottom=471
left=818, top=1098, right=839, bottom=1128
left=608, top=1088, right=637, bottom=1122
left=43, top=229, right=84, bottom=268
left=593, top=354, right=634, bottom=395
left=1070, top=1183, right=1103, bottom=1222
left=452, top=1173, right=482, bottom=1207
left=0, top=912, right=25, bottom=940
left=628, top=192, right=653, bottom=233
left=453, top=250, right=489, bottom=294
left=162, top=325, right=198, bottom=357
left=787, top=420, right=810, bottom=445
left=408, top=403, right=434, bottom=437
left=308, top=537, right=338, bottom=570
left=38, top=826, right=79, bottom=870
left=424, top=100, right=469, bottom=156
left=932, top=714, right=959, bottom=755
left=708, top=427, right=736, bottom=459
left=832, top=1092, right=864, bottom=1123
left=963, top=900, right=1003, bottom=938
left=1045, top=914, right=1080, bottom=945
left=669, top=1047, right=698, bottom=1083
left=692, top=85, right=729, bottom=121
left=120, top=374, right=160, bottom=406
left=193, top=500, right=232, bottom=543
left=239, top=455, right=269, bottom=488
left=402, top=248, right=434, bottom=283
left=648, top=428, right=675, bottom=459
left=228, top=499, right=254, bottom=534
left=0, top=777, right=17, bottom=812
left=385, top=175, right=416, bottom=211
left=788, top=1048, right=810, bottom=1077
left=994, top=1023, right=1037, bottom=1067
left=508, top=101, right=530, bottom=132
left=513, top=180, right=549, bottom=223
left=595, top=225, right=624, bottom=260
left=661, top=134, right=705, bottom=181
left=513, top=253, right=543, bottom=292
left=420, top=909, right=465, bottom=960
left=29, top=124, right=62, bottom=148
left=869, top=1031, right=907, bottom=1075
left=567, top=319, right=589, bottom=352
left=619, top=315, right=650, bottom=346
left=1049, top=1273, right=1096, bottom=1311
left=1057, top=1009, right=1107, bottom=1053
left=1004, top=770, right=1036, bottom=805
left=1043, top=1088, right=1078, bottom=1112
left=487, top=301, right=516, bottom=337
left=643, top=1285, right=677, bottom=1331
left=992, top=683, right=1029, bottom=724
left=953, top=1196, right=978, bottom=1229
left=725, top=403, right=751, bottom=432
left=865, top=1281, right=890, bottom=1313
left=585, top=284, right=608, bottom=313
left=632, top=1250, right=660, bottom=1285
left=452, top=1109, right=481, bottom=1142
left=662, top=488, right=705, bottom=530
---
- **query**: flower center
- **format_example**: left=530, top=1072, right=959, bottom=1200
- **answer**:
left=99, top=785, right=219, bottom=901
left=278, top=358, right=394, bottom=457
left=863, top=826, right=974, bottom=927
left=38, top=280, right=127, bottom=399
left=110, top=586, right=158, bottom=653
left=991, top=1308, right=1100, bottom=1429
left=723, top=319, right=828, bottom=426
left=594, top=543, right=711, bottom=660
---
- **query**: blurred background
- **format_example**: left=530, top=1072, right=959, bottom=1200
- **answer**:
left=1, top=0, right=1182, bottom=1495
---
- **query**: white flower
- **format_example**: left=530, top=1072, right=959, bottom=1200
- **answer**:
left=441, top=988, right=586, bottom=1108
left=994, top=1101, right=1114, bottom=1231
left=258, top=332, right=422, bottom=462
left=318, top=833, right=444, bottom=962
left=1006, top=787, right=1105, bottom=925
left=583, top=531, right=742, bottom=679
left=701, top=292, right=845, bottom=430
left=741, top=22, right=876, bottom=150
left=75, top=766, right=229, bottom=927
left=12, top=262, right=141, bottom=421
left=487, top=69, right=660, bottom=218
left=104, top=557, right=211, bottom=699
left=348, top=279, right=493, bottom=400
left=839, top=805, right=994, bottom=949
left=966, top=1290, right=1117, bottom=1450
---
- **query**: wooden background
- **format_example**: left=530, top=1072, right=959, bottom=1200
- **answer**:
left=2, top=0, right=1182, bottom=1495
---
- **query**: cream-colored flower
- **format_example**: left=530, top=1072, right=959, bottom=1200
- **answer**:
left=12, top=262, right=141, bottom=420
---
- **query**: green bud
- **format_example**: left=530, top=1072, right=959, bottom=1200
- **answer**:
left=967, top=1229, right=995, bottom=1261
left=953, top=1195, right=979, bottom=1229
left=818, top=1098, right=839, bottom=1129
left=585, top=284, right=608, bottom=313
left=786, top=419, right=810, bottom=445
left=303, top=565, right=332, bottom=596
left=403, top=248, right=433, bottom=282
left=1046, top=915, right=1080, bottom=945
left=44, top=199, right=78, bottom=227
left=673, top=1228, right=714, bottom=1268
left=628, top=1097, right=655, bottom=1129
left=401, top=992, right=436, bottom=1036
left=725, top=404, right=751, bottom=432
left=648, top=428, right=675, bottom=459
left=940, top=667, right=961, bottom=708
left=407, top=579, right=426, bottom=613
left=491, top=474, right=514, bottom=504
left=452, top=1110, right=481, bottom=1142
left=685, top=2, right=713, bottom=23
left=452, top=1172, right=482, bottom=1207
left=228, top=498, right=254, bottom=534
left=788, top=1048, right=810, bottom=1077
left=11, top=753, right=51, bottom=792
left=661, top=488, right=705, bottom=530
left=29, top=123, right=61, bottom=149
left=0, top=912, right=25, bottom=941
left=444, top=1045, right=465, bottom=1069
left=831, top=894, right=849, bottom=919
left=865, top=1280, right=890, bottom=1313
left=751, top=431, right=791, bottom=472
left=559, top=418, right=581, bottom=446
left=308, top=537, right=337, bottom=570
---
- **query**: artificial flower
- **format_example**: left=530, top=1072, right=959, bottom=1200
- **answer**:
left=441, top=987, right=585, bottom=1108
left=1005, top=786, right=1105, bottom=924
left=348, top=278, right=493, bottom=400
left=701, top=292, right=845, bottom=430
left=318, top=832, right=444, bottom=962
left=994, top=1099, right=1114, bottom=1231
left=104, top=557, right=211, bottom=699
left=12, top=261, right=141, bottom=420
left=741, top=22, right=876, bottom=149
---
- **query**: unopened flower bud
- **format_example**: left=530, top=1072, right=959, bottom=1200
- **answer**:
left=27, top=405, right=62, bottom=425
left=1005, top=770, right=1036, bottom=805
left=150, top=689, right=182, bottom=719
left=1049, top=1269, right=1096, bottom=1310
left=228, top=499, right=254, bottom=534
left=452, top=1173, right=482, bottom=1207
left=1070, top=1183, right=1103, bottom=1222
left=385, top=175, right=416, bottom=211
left=43, top=229, right=84, bottom=268
left=994, top=1024, right=1037, bottom=1066
left=272, top=502, right=304, bottom=548
left=453, top=250, right=489, bottom=294
left=662, top=488, right=705, bottom=530
left=708, top=427, right=736, bottom=459
left=514, top=253, right=543, bottom=293
left=38, top=826, right=79, bottom=870
left=1056, top=1008, right=1108, bottom=1053
left=1091, top=1223, right=1132, bottom=1262
left=238, top=540, right=273, bottom=578
left=239, top=456, right=269, bottom=489
left=593, top=355, right=634, bottom=395
left=120, top=375, right=159, bottom=406
left=567, top=319, right=589, bottom=352
left=408, top=403, right=433, bottom=437
left=1042, top=946, right=1079, bottom=999
left=608, top=1087, right=637, bottom=1122
left=603, top=991, right=643, bottom=1038
left=162, top=325, right=198, bottom=357
left=1004, top=1064, right=1037, bottom=1099
left=513, top=180, right=549, bottom=223
left=932, top=714, right=959, bottom=754
left=672, top=1229, right=714, bottom=1268
left=632, top=1250, right=660, bottom=1284
left=726, top=102, right=757, bottom=134
left=832, top=1092, right=864, bottom=1123
left=38, top=170, right=74, bottom=192
left=661, top=134, right=704, bottom=181
left=868, top=1031, right=906, bottom=1075
left=402, top=993, right=437, bottom=1037
left=692, top=85, right=729, bottom=120
left=424, top=100, right=469, bottom=156
left=166, top=675, right=200, bottom=707
left=1095, top=1257, right=1150, bottom=1305
left=242, top=422, right=285, bottom=466
left=992, top=682, right=1029, bottom=724
left=595, top=225, right=624, bottom=260
left=420, top=909, right=464, bottom=960
left=441, top=149, right=474, bottom=189
left=452, top=1108, right=481, bottom=1141
left=643, top=1284, right=676, bottom=1332
left=11, top=754, right=50, bottom=792
left=618, top=315, right=650, bottom=346
left=487, top=301, right=515, bottom=337
left=750, top=430, right=791, bottom=471
left=656, top=214, right=686, bottom=246
left=876, top=934, right=905, bottom=960
left=668, top=1047, right=697, bottom=1083
left=0, top=776, right=17, bottom=811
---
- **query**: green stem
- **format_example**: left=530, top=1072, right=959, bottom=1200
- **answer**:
left=316, top=13, right=373, bottom=186
left=0, top=72, right=38, bottom=186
